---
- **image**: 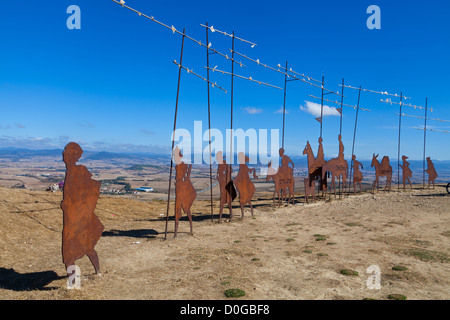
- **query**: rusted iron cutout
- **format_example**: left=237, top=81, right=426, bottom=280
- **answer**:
left=233, top=152, right=258, bottom=218
left=399, top=155, right=413, bottom=190
left=61, top=142, right=104, bottom=282
left=266, top=148, right=295, bottom=207
left=174, top=147, right=197, bottom=237
left=302, top=137, right=327, bottom=196
left=371, top=153, right=392, bottom=192
left=321, top=135, right=348, bottom=198
left=216, top=151, right=236, bottom=223
left=304, top=177, right=316, bottom=203
left=352, top=155, right=364, bottom=194
left=425, top=157, right=438, bottom=189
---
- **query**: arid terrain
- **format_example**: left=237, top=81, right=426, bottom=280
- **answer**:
left=1, top=183, right=449, bottom=300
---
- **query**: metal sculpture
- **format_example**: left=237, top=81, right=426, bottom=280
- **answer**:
left=304, top=178, right=316, bottom=203
left=216, top=151, right=236, bottom=223
left=266, top=148, right=295, bottom=207
left=233, top=152, right=258, bottom=217
left=321, top=135, right=348, bottom=198
left=351, top=155, right=364, bottom=194
left=425, top=157, right=438, bottom=189
left=266, top=161, right=283, bottom=207
left=174, top=147, right=196, bottom=237
left=399, top=155, right=413, bottom=191
left=61, top=142, right=104, bottom=281
left=302, top=137, right=326, bottom=194
left=371, top=153, right=392, bottom=192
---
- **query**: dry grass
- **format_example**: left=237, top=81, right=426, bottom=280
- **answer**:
left=1, top=185, right=449, bottom=300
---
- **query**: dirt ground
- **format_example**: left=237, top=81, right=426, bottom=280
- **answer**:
left=0, top=184, right=449, bottom=300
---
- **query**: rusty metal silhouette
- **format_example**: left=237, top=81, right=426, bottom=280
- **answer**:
left=61, top=142, right=104, bottom=282
left=174, top=147, right=197, bottom=237
left=266, top=161, right=283, bottom=207
left=321, top=135, right=348, bottom=198
left=304, top=178, right=316, bottom=203
left=266, top=148, right=295, bottom=207
left=371, top=153, right=392, bottom=192
left=399, top=155, right=413, bottom=191
left=233, top=152, right=258, bottom=217
left=351, top=155, right=364, bottom=194
left=302, top=138, right=327, bottom=195
left=425, top=157, right=438, bottom=189
left=216, top=151, right=236, bottom=223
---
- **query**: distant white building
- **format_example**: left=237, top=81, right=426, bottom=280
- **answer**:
left=135, top=187, right=153, bottom=192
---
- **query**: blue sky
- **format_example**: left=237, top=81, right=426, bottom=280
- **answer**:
left=0, top=0, right=449, bottom=161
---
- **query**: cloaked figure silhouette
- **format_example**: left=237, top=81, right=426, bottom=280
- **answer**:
left=61, top=142, right=104, bottom=281
left=233, top=152, right=258, bottom=218
left=174, top=147, right=196, bottom=237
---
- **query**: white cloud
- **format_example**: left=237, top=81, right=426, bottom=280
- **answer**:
left=243, top=107, right=263, bottom=114
left=274, top=107, right=289, bottom=114
left=300, top=101, right=340, bottom=117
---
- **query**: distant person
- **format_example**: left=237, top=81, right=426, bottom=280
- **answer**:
left=61, top=142, right=104, bottom=283
left=425, top=157, right=438, bottom=189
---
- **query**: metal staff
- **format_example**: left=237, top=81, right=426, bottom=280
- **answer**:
left=205, top=22, right=214, bottom=223
left=165, top=29, right=186, bottom=240
left=320, top=75, right=325, bottom=138
left=339, top=79, right=345, bottom=136
left=348, top=86, right=362, bottom=194
left=397, top=92, right=403, bottom=192
left=423, top=97, right=428, bottom=189
left=229, top=32, right=235, bottom=200
left=282, top=61, right=288, bottom=149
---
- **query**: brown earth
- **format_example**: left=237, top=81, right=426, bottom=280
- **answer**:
left=0, top=184, right=449, bottom=300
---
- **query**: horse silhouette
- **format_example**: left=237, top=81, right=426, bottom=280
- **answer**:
left=302, top=139, right=326, bottom=194
left=371, top=153, right=392, bottom=192
left=321, top=157, right=348, bottom=198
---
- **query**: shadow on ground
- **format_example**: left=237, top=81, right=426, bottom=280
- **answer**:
left=0, top=267, right=63, bottom=291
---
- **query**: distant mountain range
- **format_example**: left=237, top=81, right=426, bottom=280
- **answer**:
left=0, top=147, right=449, bottom=173
left=0, top=147, right=170, bottom=162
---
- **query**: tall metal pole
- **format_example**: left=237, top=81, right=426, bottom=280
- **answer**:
left=397, top=92, right=403, bottom=192
left=205, top=22, right=214, bottom=223
left=282, top=61, right=288, bottom=150
left=339, top=78, right=344, bottom=196
left=320, top=75, right=325, bottom=138
left=349, top=86, right=362, bottom=194
left=228, top=31, right=235, bottom=218
left=423, top=97, right=428, bottom=189
left=165, top=29, right=186, bottom=240
left=339, top=79, right=344, bottom=136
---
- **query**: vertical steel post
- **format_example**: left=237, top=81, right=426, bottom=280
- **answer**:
left=320, top=75, right=324, bottom=138
left=205, top=22, right=214, bottom=223
left=282, top=61, right=288, bottom=150
left=229, top=32, right=235, bottom=191
left=397, top=92, right=403, bottom=192
left=349, top=86, right=362, bottom=194
left=165, top=29, right=186, bottom=240
left=339, top=79, right=344, bottom=136
left=423, top=97, right=428, bottom=189
left=339, top=78, right=344, bottom=196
